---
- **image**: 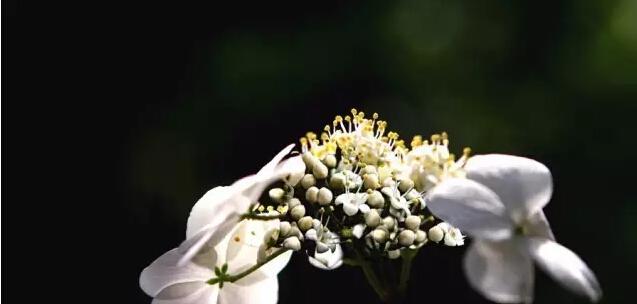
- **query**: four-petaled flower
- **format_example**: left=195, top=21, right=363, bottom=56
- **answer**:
left=427, top=154, right=602, bottom=303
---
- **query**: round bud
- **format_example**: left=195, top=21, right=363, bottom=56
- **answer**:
left=363, top=173, right=380, bottom=190
left=287, top=198, right=301, bottom=209
left=367, top=190, right=385, bottom=208
left=388, top=249, right=401, bottom=259
left=365, top=209, right=381, bottom=227
left=415, top=230, right=427, bottom=243
left=305, top=186, right=319, bottom=203
left=279, top=221, right=291, bottom=237
left=283, top=236, right=301, bottom=251
left=323, top=154, right=337, bottom=168
left=317, top=187, right=333, bottom=206
left=301, top=152, right=316, bottom=170
left=382, top=177, right=396, bottom=188
left=290, top=205, right=306, bottom=220
left=382, top=216, right=396, bottom=231
left=329, top=173, right=346, bottom=190
left=405, top=215, right=422, bottom=231
left=268, top=188, right=285, bottom=203
left=297, top=216, right=313, bottom=232
left=361, top=165, right=377, bottom=175
left=312, top=162, right=329, bottom=179
left=428, top=226, right=444, bottom=243
left=300, top=174, right=316, bottom=189
left=372, top=229, right=388, bottom=243
left=398, top=178, right=415, bottom=193
left=398, top=229, right=416, bottom=246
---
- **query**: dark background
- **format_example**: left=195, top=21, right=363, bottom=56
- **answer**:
left=3, top=0, right=636, bottom=303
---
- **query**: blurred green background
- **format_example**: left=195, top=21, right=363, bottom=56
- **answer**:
left=102, top=0, right=637, bottom=303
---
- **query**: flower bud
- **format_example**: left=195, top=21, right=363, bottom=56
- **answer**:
left=382, top=177, right=396, bottom=188
left=286, top=198, right=301, bottom=209
left=405, top=215, right=421, bottom=231
left=365, top=209, right=381, bottom=227
left=283, top=236, right=301, bottom=251
left=317, top=187, right=333, bottom=206
left=312, top=162, right=329, bottom=179
left=415, top=230, right=427, bottom=243
left=290, top=205, right=306, bottom=220
left=428, top=226, right=444, bottom=243
left=361, top=165, right=377, bottom=175
left=300, top=174, right=316, bottom=189
left=372, top=229, right=388, bottom=243
left=329, top=173, right=346, bottom=190
left=298, top=216, right=313, bottom=232
left=367, top=190, right=385, bottom=208
left=363, top=173, right=380, bottom=190
left=382, top=216, right=396, bottom=231
left=279, top=221, right=291, bottom=237
left=398, top=178, right=414, bottom=193
left=305, top=186, right=319, bottom=203
left=268, top=188, right=285, bottom=203
left=302, top=152, right=317, bottom=170
left=323, top=154, right=337, bottom=168
left=398, top=230, right=415, bottom=246
left=388, top=249, right=401, bottom=259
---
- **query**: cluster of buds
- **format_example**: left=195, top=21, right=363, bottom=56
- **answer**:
left=251, top=109, right=470, bottom=267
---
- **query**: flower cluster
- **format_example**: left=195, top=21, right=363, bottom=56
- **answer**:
left=140, top=109, right=602, bottom=304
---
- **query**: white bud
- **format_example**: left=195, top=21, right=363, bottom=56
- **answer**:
left=298, top=216, right=313, bottom=232
left=367, top=190, right=385, bottom=208
left=312, top=162, right=329, bottom=179
left=382, top=177, right=396, bottom=188
left=365, top=209, right=381, bottom=227
left=302, top=152, right=317, bottom=170
left=290, top=205, right=306, bottom=220
left=329, top=173, right=346, bottom=190
left=363, top=173, right=380, bottom=190
left=283, top=236, right=301, bottom=251
left=398, top=178, right=414, bottom=193
left=415, top=230, right=427, bottom=243
left=352, top=224, right=366, bottom=239
left=388, top=249, right=401, bottom=259
left=317, top=187, right=333, bottom=206
left=398, top=230, right=415, bottom=246
left=323, top=154, right=337, bottom=168
left=405, top=215, right=421, bottom=231
left=279, top=221, right=291, bottom=237
left=372, top=229, right=388, bottom=243
left=305, top=186, right=319, bottom=203
left=300, top=174, right=316, bottom=189
left=268, top=188, right=285, bottom=203
left=428, top=226, right=444, bottom=243
left=382, top=216, right=396, bottom=231
left=361, top=165, right=377, bottom=175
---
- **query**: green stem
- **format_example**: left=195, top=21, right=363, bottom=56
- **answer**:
left=207, top=248, right=289, bottom=285
left=354, top=249, right=389, bottom=301
left=398, top=248, right=418, bottom=295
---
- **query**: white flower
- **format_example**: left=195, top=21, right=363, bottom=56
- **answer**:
left=305, top=226, right=343, bottom=270
left=434, top=222, right=465, bottom=246
left=427, top=154, right=602, bottom=303
left=308, top=243, right=344, bottom=270
left=140, top=219, right=293, bottom=304
left=335, top=192, right=370, bottom=216
left=178, top=144, right=305, bottom=265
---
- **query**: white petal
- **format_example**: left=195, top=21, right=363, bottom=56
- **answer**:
left=427, top=178, right=514, bottom=240
left=526, top=210, right=555, bottom=241
left=186, top=187, right=232, bottom=239
left=218, top=277, right=279, bottom=304
left=178, top=219, right=238, bottom=267
left=464, top=240, right=534, bottom=303
left=466, top=154, right=553, bottom=223
left=358, top=203, right=371, bottom=214
left=527, top=238, right=602, bottom=302
left=277, top=155, right=305, bottom=186
left=153, top=282, right=219, bottom=304
left=244, top=144, right=296, bottom=200
left=308, top=245, right=343, bottom=270
left=140, top=248, right=213, bottom=297
left=352, top=224, right=366, bottom=239
left=343, top=202, right=359, bottom=216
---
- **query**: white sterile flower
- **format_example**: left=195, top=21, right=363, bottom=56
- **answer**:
left=140, top=219, right=292, bottom=304
left=335, top=192, right=370, bottom=216
left=178, top=144, right=304, bottom=265
left=427, top=154, right=602, bottom=303
left=305, top=226, right=343, bottom=270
